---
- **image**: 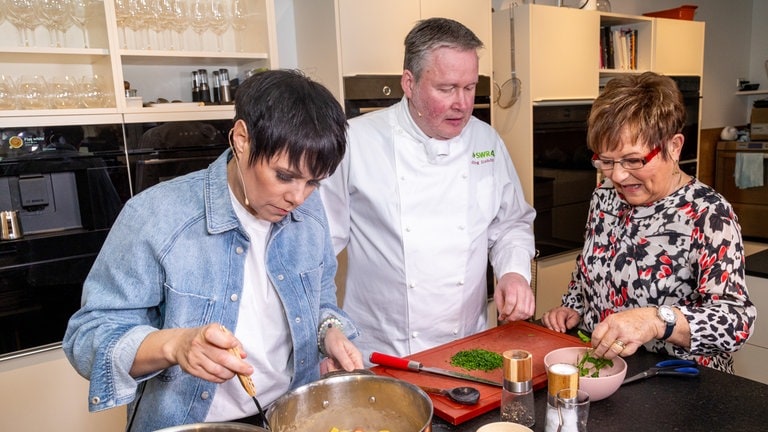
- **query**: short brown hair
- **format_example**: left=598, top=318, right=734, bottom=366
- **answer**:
left=588, top=72, right=685, bottom=161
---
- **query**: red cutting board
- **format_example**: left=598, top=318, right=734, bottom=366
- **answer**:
left=370, top=321, right=586, bottom=425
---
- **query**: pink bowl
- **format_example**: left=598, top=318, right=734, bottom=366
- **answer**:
left=543, top=346, right=627, bottom=402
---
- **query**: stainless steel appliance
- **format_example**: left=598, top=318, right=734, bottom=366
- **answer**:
left=715, top=140, right=768, bottom=241
left=0, top=119, right=230, bottom=359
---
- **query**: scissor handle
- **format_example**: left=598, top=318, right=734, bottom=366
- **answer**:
left=659, top=367, right=699, bottom=377
left=656, top=359, right=697, bottom=368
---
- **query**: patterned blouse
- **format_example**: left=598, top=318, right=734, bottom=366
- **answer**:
left=562, top=177, right=756, bottom=372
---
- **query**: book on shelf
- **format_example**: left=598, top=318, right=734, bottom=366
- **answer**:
left=602, top=27, right=638, bottom=71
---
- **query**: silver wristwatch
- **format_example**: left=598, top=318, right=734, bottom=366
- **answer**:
left=657, top=305, right=677, bottom=340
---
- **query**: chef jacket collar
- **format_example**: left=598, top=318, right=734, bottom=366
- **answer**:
left=396, top=97, right=458, bottom=164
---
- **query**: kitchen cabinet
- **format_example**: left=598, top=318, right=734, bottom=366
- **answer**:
left=293, top=0, right=492, bottom=104
left=652, top=17, right=705, bottom=76
left=0, top=0, right=278, bottom=129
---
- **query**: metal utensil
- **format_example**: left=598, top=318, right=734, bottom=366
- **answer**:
left=370, top=352, right=503, bottom=387
left=622, top=359, right=699, bottom=385
left=418, top=385, right=480, bottom=405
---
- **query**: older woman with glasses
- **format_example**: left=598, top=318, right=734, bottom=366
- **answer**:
left=541, top=72, right=756, bottom=373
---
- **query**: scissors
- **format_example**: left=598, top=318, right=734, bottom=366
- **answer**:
left=622, top=359, right=699, bottom=385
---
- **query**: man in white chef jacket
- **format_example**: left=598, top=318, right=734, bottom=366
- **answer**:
left=321, top=17, right=536, bottom=362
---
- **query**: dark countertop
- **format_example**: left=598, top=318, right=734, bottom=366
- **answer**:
left=746, top=248, right=768, bottom=278
left=432, top=347, right=768, bottom=432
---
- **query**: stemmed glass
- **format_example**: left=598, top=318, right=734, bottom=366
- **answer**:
left=0, top=75, right=17, bottom=111
left=48, top=75, right=80, bottom=109
left=78, top=74, right=108, bottom=108
left=209, top=0, right=230, bottom=52
left=38, top=0, right=72, bottom=48
left=126, top=0, right=152, bottom=49
left=190, top=0, right=209, bottom=51
left=7, top=0, right=41, bottom=47
left=17, top=75, right=49, bottom=110
left=69, top=0, right=101, bottom=49
left=231, top=0, right=253, bottom=52
left=168, top=0, right=189, bottom=50
left=153, top=0, right=176, bottom=50
left=114, top=0, right=130, bottom=48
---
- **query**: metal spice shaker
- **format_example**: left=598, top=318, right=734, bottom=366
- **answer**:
left=212, top=70, right=221, bottom=104
left=198, top=69, right=211, bottom=103
left=219, top=68, right=232, bottom=104
left=501, top=349, right=535, bottom=427
left=191, top=70, right=200, bottom=102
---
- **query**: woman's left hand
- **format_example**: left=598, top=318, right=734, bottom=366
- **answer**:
left=319, top=327, right=364, bottom=373
left=589, top=307, right=659, bottom=359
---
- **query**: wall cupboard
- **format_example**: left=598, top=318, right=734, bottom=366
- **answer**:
left=293, top=0, right=492, bottom=104
left=0, top=0, right=278, bottom=130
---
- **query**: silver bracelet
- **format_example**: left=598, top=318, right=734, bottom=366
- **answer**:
left=317, top=316, right=343, bottom=357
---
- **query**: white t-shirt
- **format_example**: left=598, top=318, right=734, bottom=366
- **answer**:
left=205, top=189, right=292, bottom=421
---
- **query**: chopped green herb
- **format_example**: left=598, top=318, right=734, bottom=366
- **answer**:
left=575, top=330, right=614, bottom=377
left=450, top=349, right=503, bottom=372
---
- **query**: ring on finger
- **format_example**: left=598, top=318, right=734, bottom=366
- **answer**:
left=611, top=340, right=626, bottom=352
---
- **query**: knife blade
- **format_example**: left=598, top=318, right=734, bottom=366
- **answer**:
left=370, top=352, right=503, bottom=387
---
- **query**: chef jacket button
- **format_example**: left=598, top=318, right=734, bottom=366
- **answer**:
left=409, top=282, right=416, bottom=289
left=201, top=391, right=210, bottom=400
left=453, top=328, right=459, bottom=335
left=236, top=246, right=244, bottom=254
left=411, top=331, right=419, bottom=338
left=462, top=173, right=468, bottom=179
left=405, top=227, right=411, bottom=232
left=295, top=316, right=301, bottom=323
left=230, top=293, right=238, bottom=302
left=277, top=274, right=285, bottom=281
left=90, top=396, right=100, bottom=405
left=400, top=176, right=406, bottom=181
left=458, top=280, right=465, bottom=286
left=458, top=225, right=465, bottom=230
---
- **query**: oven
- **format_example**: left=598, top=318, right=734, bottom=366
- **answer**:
left=715, top=140, right=768, bottom=242
left=533, top=102, right=596, bottom=258
left=0, top=119, right=230, bottom=360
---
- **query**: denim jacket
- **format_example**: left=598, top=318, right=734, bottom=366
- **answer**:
left=63, top=150, right=358, bottom=431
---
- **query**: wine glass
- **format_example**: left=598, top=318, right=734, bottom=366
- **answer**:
left=189, top=0, right=209, bottom=51
left=168, top=0, right=189, bottom=50
left=231, top=0, right=254, bottom=52
left=209, top=0, right=230, bottom=52
left=38, top=0, right=72, bottom=47
left=78, top=74, right=108, bottom=108
left=0, top=74, right=17, bottom=111
left=153, top=0, right=176, bottom=50
left=48, top=75, right=80, bottom=109
left=126, top=0, right=151, bottom=49
left=69, top=0, right=101, bottom=49
left=17, top=75, right=50, bottom=110
left=114, top=0, right=130, bottom=48
left=7, top=0, right=40, bottom=47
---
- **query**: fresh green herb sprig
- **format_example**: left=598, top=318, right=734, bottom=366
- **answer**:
left=576, top=330, right=614, bottom=377
left=450, top=349, right=503, bottom=372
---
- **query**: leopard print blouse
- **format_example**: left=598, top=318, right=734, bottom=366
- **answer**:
left=562, top=177, right=757, bottom=373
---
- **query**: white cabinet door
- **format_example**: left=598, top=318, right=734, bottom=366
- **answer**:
left=652, top=18, right=705, bottom=76
left=525, top=6, right=600, bottom=102
left=421, top=0, right=493, bottom=77
left=338, top=0, right=419, bottom=76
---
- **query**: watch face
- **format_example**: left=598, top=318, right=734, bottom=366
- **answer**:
left=659, top=306, right=675, bottom=322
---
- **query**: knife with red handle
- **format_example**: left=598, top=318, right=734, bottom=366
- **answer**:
left=370, top=352, right=503, bottom=387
